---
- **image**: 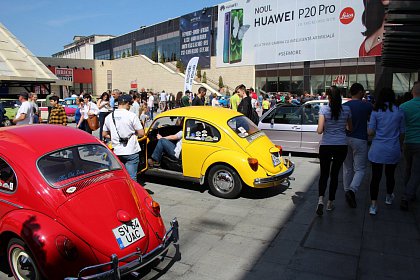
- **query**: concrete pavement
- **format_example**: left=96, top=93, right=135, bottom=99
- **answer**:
left=142, top=155, right=420, bottom=280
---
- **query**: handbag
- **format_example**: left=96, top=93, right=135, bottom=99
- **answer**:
left=87, top=114, right=99, bottom=131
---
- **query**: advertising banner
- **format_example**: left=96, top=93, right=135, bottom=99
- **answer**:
left=180, top=10, right=212, bottom=68
left=184, top=57, right=200, bottom=93
left=217, top=0, right=385, bottom=67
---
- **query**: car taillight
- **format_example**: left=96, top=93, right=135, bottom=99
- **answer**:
left=248, top=158, right=259, bottom=171
left=145, top=196, right=161, bottom=217
left=56, top=235, right=78, bottom=260
left=275, top=145, right=283, bottom=157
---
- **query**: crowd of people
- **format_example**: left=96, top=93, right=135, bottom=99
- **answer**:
left=316, top=82, right=420, bottom=216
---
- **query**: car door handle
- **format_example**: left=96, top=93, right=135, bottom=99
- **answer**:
left=291, top=126, right=301, bottom=130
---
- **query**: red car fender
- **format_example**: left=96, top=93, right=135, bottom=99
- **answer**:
left=131, top=182, right=166, bottom=247
left=0, top=210, right=97, bottom=279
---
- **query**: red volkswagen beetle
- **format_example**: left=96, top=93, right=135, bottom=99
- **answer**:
left=0, top=125, right=178, bottom=279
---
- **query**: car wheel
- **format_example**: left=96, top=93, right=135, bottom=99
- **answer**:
left=208, top=165, right=242, bottom=199
left=3, top=118, right=12, bottom=127
left=8, top=238, right=41, bottom=280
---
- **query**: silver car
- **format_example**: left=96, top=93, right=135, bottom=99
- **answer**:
left=258, top=100, right=330, bottom=154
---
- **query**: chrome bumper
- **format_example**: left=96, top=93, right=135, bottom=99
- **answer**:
left=253, top=159, right=295, bottom=188
left=65, top=218, right=179, bottom=280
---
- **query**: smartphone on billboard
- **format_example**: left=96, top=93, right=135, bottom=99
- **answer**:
left=230, top=8, right=243, bottom=64
left=223, top=12, right=231, bottom=63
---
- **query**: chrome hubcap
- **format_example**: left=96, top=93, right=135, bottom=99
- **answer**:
left=11, top=248, right=38, bottom=280
left=213, top=170, right=234, bottom=193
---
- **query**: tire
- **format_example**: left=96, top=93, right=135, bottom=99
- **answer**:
left=7, top=238, right=41, bottom=280
left=208, top=165, right=242, bottom=199
left=3, top=118, right=12, bottom=127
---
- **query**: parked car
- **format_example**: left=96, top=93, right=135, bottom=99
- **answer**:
left=62, top=97, right=78, bottom=109
left=258, top=99, right=349, bottom=154
left=0, top=125, right=178, bottom=279
left=37, top=99, right=76, bottom=122
left=138, top=106, right=295, bottom=198
left=0, top=99, right=21, bottom=126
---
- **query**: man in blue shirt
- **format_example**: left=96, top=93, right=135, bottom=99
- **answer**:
left=400, top=82, right=420, bottom=210
left=342, top=83, right=373, bottom=208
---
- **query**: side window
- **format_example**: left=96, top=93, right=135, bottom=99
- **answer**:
left=185, top=119, right=221, bottom=142
left=0, top=158, right=17, bottom=193
left=302, top=104, right=321, bottom=125
left=273, top=106, right=301, bottom=124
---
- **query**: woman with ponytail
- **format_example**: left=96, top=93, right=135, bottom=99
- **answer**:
left=316, top=86, right=352, bottom=216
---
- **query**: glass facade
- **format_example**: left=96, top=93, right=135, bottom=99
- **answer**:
left=113, top=43, right=132, bottom=59
left=393, top=72, right=418, bottom=94
left=95, top=50, right=111, bottom=60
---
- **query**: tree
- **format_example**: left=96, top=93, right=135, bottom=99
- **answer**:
left=151, top=51, right=158, bottom=62
left=122, top=51, right=126, bottom=58
left=134, top=49, right=139, bottom=55
left=176, top=59, right=185, bottom=73
left=218, top=76, right=224, bottom=89
left=197, top=64, right=202, bottom=80
left=159, top=53, right=166, bottom=63
left=202, top=72, right=207, bottom=83
left=127, top=50, right=131, bottom=57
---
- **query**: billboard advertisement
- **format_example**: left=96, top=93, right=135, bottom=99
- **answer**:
left=54, top=68, right=73, bottom=81
left=217, top=0, right=386, bottom=67
left=180, top=10, right=212, bottom=68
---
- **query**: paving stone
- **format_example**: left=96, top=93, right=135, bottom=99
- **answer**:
left=363, top=218, right=419, bottom=239
left=274, top=222, right=310, bottom=242
left=245, top=263, right=287, bottom=280
left=362, top=232, right=420, bottom=259
left=280, top=268, right=351, bottom=280
left=303, top=228, right=361, bottom=256
left=258, top=239, right=300, bottom=265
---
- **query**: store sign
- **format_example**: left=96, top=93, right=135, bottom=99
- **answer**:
left=217, top=0, right=384, bottom=67
left=55, top=68, right=73, bottom=81
left=332, top=75, right=348, bottom=87
left=179, top=10, right=212, bottom=68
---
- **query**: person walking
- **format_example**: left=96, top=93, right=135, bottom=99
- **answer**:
left=192, top=87, right=207, bottom=106
left=262, top=95, right=270, bottom=115
left=129, top=93, right=141, bottom=118
left=181, top=90, right=191, bottom=107
left=75, top=97, right=84, bottom=130
left=77, top=94, right=99, bottom=134
left=230, top=90, right=240, bottom=111
left=211, top=93, right=220, bottom=106
left=342, top=83, right=373, bottom=208
left=367, top=88, right=405, bottom=215
left=29, top=92, right=40, bottom=123
left=236, top=84, right=253, bottom=119
left=48, top=96, right=67, bottom=125
left=147, top=92, right=155, bottom=120
left=399, top=82, right=420, bottom=211
left=103, top=95, right=144, bottom=181
left=13, top=92, right=34, bottom=125
left=316, top=86, right=352, bottom=215
left=97, top=92, right=112, bottom=141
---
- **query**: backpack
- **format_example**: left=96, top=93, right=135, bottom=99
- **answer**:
left=250, top=108, right=260, bottom=125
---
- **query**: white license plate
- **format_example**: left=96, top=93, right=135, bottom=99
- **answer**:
left=112, top=218, right=145, bottom=249
left=272, top=153, right=281, bottom=166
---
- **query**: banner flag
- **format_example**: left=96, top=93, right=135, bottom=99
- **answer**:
left=184, top=57, right=199, bottom=93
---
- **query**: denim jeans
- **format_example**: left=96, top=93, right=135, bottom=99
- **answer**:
left=343, top=137, right=368, bottom=193
left=148, top=107, right=154, bottom=120
left=403, top=143, right=420, bottom=200
left=118, top=153, right=139, bottom=182
left=151, top=138, right=176, bottom=162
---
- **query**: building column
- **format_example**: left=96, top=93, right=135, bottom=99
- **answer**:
left=375, top=56, right=393, bottom=95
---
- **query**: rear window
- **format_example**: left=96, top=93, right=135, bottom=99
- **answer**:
left=38, top=144, right=121, bottom=187
left=227, top=116, right=260, bottom=138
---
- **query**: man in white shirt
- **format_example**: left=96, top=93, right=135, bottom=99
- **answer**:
left=13, top=92, right=34, bottom=125
left=103, top=94, right=144, bottom=181
left=148, top=130, right=183, bottom=167
left=147, top=92, right=155, bottom=120
left=159, top=90, right=167, bottom=111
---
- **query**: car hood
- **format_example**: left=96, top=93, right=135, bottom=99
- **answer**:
left=245, top=134, right=284, bottom=174
left=56, top=177, right=150, bottom=258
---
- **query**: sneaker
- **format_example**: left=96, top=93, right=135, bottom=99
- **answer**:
left=316, top=203, right=324, bottom=216
left=326, top=202, right=335, bottom=211
left=345, top=190, right=357, bottom=208
left=400, top=199, right=409, bottom=211
left=385, top=193, right=395, bottom=205
left=147, top=158, right=160, bottom=168
left=369, top=205, right=377, bottom=215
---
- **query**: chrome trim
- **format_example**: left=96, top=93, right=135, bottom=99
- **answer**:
left=145, top=168, right=200, bottom=184
left=253, top=159, right=295, bottom=188
left=65, top=218, right=179, bottom=280
left=0, top=199, right=23, bottom=209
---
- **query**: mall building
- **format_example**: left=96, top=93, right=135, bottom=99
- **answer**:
left=38, top=1, right=420, bottom=98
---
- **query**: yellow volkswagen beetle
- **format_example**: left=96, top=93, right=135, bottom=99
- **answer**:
left=138, top=107, right=294, bottom=198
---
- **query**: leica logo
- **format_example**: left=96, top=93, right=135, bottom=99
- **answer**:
left=340, top=7, right=355, bottom=24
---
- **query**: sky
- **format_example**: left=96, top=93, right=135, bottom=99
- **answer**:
left=0, top=0, right=224, bottom=57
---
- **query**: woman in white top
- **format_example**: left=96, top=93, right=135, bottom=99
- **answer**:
left=77, top=94, right=99, bottom=134
left=211, top=93, right=220, bottom=107
left=97, top=92, right=111, bottom=140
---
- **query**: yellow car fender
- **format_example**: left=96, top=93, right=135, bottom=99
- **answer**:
left=201, top=150, right=268, bottom=187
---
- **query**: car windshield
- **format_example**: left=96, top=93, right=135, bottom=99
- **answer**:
left=38, top=144, right=121, bottom=187
left=227, top=116, right=260, bottom=138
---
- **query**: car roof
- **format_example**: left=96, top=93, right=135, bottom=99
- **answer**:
left=157, top=107, right=242, bottom=123
left=0, top=125, right=99, bottom=162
